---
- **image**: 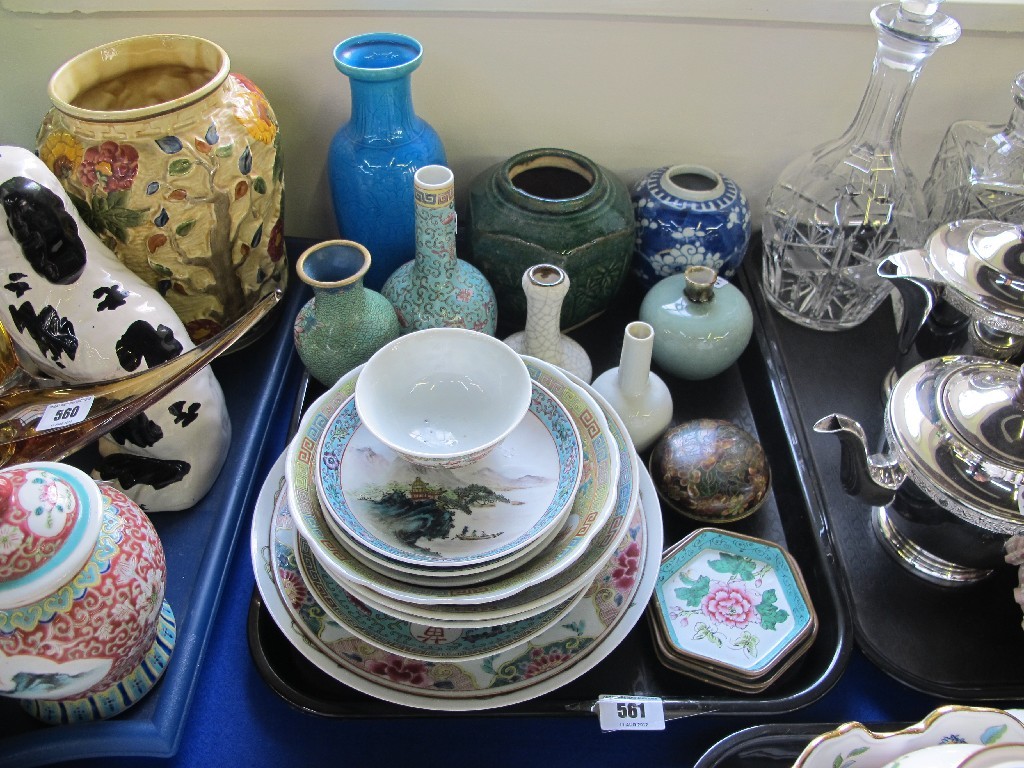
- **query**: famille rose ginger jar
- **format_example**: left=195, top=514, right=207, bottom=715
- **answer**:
left=37, top=34, right=286, bottom=344
left=0, top=462, right=175, bottom=723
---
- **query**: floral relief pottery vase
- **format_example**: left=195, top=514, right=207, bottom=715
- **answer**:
left=37, top=34, right=286, bottom=344
left=632, top=164, right=751, bottom=290
left=294, top=240, right=401, bottom=387
left=466, top=147, right=634, bottom=330
left=0, top=461, right=175, bottom=723
left=639, top=265, right=753, bottom=380
left=382, top=165, right=497, bottom=335
left=328, top=32, right=447, bottom=291
left=503, top=264, right=592, bottom=383
left=590, top=321, right=673, bottom=452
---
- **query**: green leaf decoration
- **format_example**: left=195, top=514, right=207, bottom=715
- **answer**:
left=982, top=724, right=1008, bottom=744
left=253, top=176, right=267, bottom=195
left=849, top=747, right=869, bottom=756
left=674, top=574, right=710, bottom=607
left=89, top=193, right=147, bottom=243
left=755, top=589, right=790, bottom=631
left=215, top=143, right=234, bottom=158
left=832, top=756, right=843, bottom=768
left=708, top=552, right=757, bottom=581
left=168, top=158, right=193, bottom=176
left=175, top=219, right=197, bottom=237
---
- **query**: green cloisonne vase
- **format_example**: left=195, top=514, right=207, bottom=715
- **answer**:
left=466, top=147, right=634, bottom=331
left=293, top=240, right=400, bottom=386
left=382, top=165, right=497, bottom=335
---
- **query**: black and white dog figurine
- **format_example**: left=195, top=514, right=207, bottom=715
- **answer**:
left=0, top=146, right=230, bottom=511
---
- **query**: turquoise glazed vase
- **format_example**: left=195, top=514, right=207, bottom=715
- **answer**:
left=639, top=265, right=753, bottom=380
left=383, top=165, right=497, bottom=335
left=327, top=32, right=447, bottom=291
left=632, top=164, right=751, bottom=290
left=293, top=240, right=401, bottom=386
left=466, top=147, right=634, bottom=330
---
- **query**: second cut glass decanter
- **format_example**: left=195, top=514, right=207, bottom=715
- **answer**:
left=761, top=0, right=960, bottom=331
left=923, top=70, right=1024, bottom=232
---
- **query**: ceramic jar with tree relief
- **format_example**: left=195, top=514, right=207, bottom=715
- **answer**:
left=37, top=34, right=286, bottom=343
left=0, top=462, right=175, bottom=724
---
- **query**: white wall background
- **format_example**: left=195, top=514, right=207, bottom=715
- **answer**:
left=0, top=3, right=1021, bottom=240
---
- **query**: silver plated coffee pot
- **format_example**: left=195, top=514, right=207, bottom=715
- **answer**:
left=879, top=219, right=1024, bottom=393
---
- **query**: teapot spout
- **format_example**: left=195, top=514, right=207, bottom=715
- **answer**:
left=878, top=248, right=940, bottom=355
left=813, top=413, right=905, bottom=506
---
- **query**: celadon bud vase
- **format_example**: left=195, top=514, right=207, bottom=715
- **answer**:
left=591, top=321, right=673, bottom=452
left=382, top=165, right=497, bottom=335
left=639, top=265, right=753, bottom=380
left=503, top=264, right=592, bottom=383
left=293, top=240, right=401, bottom=386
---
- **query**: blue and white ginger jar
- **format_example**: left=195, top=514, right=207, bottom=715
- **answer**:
left=632, top=165, right=751, bottom=290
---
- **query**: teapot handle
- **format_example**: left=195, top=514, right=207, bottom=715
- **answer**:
left=878, top=250, right=939, bottom=355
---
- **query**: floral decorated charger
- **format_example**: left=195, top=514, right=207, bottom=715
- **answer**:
left=315, top=380, right=581, bottom=569
left=649, top=527, right=815, bottom=684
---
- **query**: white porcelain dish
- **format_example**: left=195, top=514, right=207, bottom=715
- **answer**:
left=793, top=706, right=1024, bottom=768
left=316, top=380, right=581, bottom=568
left=288, top=361, right=623, bottom=608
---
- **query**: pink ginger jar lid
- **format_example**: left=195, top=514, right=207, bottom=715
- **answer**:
left=0, top=461, right=103, bottom=610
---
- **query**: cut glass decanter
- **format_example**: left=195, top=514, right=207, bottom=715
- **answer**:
left=761, top=0, right=960, bottom=331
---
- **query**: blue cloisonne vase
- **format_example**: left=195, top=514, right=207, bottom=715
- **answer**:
left=383, top=165, right=497, bottom=334
left=327, top=32, right=446, bottom=291
left=632, top=164, right=751, bottom=290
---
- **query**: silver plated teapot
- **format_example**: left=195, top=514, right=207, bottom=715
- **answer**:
left=879, top=219, right=1024, bottom=393
left=815, top=355, right=1024, bottom=585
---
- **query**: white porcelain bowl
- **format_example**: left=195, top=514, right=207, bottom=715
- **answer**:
left=354, top=327, right=532, bottom=468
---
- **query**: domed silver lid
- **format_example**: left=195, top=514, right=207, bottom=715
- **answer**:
left=885, top=355, right=1024, bottom=533
left=925, top=220, right=1024, bottom=334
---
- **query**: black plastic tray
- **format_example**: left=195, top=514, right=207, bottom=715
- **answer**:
left=0, top=264, right=306, bottom=765
left=694, top=722, right=901, bottom=767
left=246, top=261, right=853, bottom=719
left=744, top=237, right=1024, bottom=700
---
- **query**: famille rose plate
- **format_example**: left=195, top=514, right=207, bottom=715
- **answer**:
left=251, top=447, right=661, bottom=710
left=293, top=525, right=586, bottom=661
left=649, top=528, right=816, bottom=679
left=314, top=381, right=582, bottom=569
left=287, top=361, right=623, bottom=609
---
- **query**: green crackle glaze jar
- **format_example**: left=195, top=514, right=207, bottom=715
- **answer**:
left=466, top=147, right=634, bottom=331
left=293, top=240, right=400, bottom=386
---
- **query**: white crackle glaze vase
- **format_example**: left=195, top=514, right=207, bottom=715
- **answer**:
left=503, top=264, right=592, bottom=383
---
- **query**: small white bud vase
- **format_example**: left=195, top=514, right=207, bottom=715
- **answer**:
left=503, top=264, right=592, bottom=383
left=639, top=265, right=753, bottom=380
left=591, top=321, right=673, bottom=452
left=0, top=462, right=174, bottom=723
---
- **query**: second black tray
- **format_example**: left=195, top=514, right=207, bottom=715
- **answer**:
left=745, top=239, right=1024, bottom=700
left=246, top=259, right=853, bottom=720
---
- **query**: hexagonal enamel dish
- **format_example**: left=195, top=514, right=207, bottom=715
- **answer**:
left=648, top=527, right=816, bottom=688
